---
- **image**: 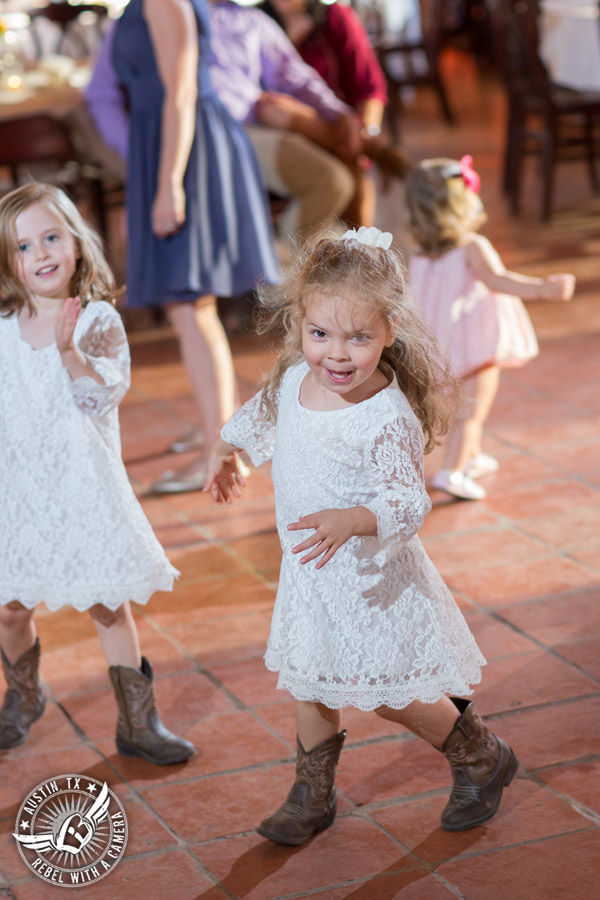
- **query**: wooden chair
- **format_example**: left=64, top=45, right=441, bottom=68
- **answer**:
left=0, top=113, right=122, bottom=241
left=29, top=3, right=108, bottom=58
left=0, top=115, right=76, bottom=187
left=374, top=0, right=455, bottom=144
left=63, top=105, right=126, bottom=240
left=488, top=0, right=600, bottom=220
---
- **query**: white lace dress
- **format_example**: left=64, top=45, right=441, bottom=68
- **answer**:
left=0, top=300, right=178, bottom=612
left=221, top=362, right=485, bottom=711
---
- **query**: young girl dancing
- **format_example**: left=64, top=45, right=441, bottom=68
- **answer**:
left=406, top=156, right=575, bottom=500
left=0, top=183, right=194, bottom=765
left=205, top=225, right=517, bottom=845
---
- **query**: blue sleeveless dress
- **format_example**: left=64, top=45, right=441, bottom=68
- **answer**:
left=112, top=0, right=279, bottom=307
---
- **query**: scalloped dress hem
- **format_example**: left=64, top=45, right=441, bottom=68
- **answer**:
left=264, top=656, right=485, bottom=712
left=0, top=566, right=179, bottom=612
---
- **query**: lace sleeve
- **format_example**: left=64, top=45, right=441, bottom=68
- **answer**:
left=221, top=390, right=276, bottom=467
left=365, top=416, right=432, bottom=543
left=68, top=302, right=131, bottom=418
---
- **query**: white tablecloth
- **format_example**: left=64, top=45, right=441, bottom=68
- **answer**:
left=540, top=2, right=600, bottom=91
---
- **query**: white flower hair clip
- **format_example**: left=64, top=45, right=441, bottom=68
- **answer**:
left=342, top=225, right=393, bottom=250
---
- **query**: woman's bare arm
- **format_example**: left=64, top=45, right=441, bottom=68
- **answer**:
left=143, top=0, right=198, bottom=237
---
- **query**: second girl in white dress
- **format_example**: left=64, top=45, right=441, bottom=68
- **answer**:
left=0, top=183, right=194, bottom=766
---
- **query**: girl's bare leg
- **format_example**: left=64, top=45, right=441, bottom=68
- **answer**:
left=375, top=696, right=460, bottom=748
left=443, top=366, right=500, bottom=473
left=90, top=602, right=141, bottom=669
left=378, top=697, right=519, bottom=831
left=256, top=699, right=345, bottom=844
left=295, top=700, right=342, bottom=750
left=91, top=604, right=195, bottom=763
left=167, top=296, right=237, bottom=464
left=0, top=602, right=37, bottom=663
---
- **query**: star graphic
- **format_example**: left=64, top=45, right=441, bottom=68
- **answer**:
left=19, top=820, right=29, bottom=830
left=86, top=783, right=98, bottom=794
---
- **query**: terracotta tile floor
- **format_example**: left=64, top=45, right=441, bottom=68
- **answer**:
left=2, top=52, right=600, bottom=900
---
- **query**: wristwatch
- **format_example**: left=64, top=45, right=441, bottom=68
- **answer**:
left=363, top=124, right=381, bottom=137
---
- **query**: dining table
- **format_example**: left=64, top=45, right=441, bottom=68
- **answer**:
left=0, top=47, right=124, bottom=207
left=0, top=56, right=90, bottom=124
left=539, top=1, right=600, bottom=92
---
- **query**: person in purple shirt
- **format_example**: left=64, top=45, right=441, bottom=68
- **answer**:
left=86, top=0, right=363, bottom=243
left=261, top=0, right=390, bottom=226
left=83, top=24, right=129, bottom=166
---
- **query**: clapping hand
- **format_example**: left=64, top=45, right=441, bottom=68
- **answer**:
left=204, top=438, right=247, bottom=504
left=55, top=296, right=81, bottom=354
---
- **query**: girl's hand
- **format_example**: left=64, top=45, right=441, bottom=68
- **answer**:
left=203, top=441, right=247, bottom=504
left=56, top=296, right=81, bottom=354
left=542, top=273, right=576, bottom=302
left=288, top=507, right=376, bottom=569
left=152, top=181, right=186, bottom=239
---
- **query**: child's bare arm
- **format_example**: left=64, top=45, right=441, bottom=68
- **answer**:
left=466, top=235, right=575, bottom=301
left=288, top=506, right=377, bottom=569
left=204, top=437, right=246, bottom=505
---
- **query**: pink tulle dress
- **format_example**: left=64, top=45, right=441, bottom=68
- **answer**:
left=409, top=242, right=539, bottom=379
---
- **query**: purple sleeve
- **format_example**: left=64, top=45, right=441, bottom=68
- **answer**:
left=84, top=23, right=129, bottom=160
left=257, top=12, right=350, bottom=122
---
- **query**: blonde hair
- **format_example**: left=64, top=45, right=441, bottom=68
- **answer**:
left=258, top=230, right=456, bottom=453
left=0, top=183, right=118, bottom=317
left=405, top=158, right=487, bottom=254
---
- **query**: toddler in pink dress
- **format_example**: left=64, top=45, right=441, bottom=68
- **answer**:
left=406, top=156, right=575, bottom=500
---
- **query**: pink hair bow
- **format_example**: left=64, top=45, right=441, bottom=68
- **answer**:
left=460, top=155, right=480, bottom=194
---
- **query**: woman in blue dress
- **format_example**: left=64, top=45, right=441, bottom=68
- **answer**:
left=112, top=0, right=279, bottom=492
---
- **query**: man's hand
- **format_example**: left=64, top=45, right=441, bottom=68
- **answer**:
left=255, top=91, right=309, bottom=129
left=333, top=113, right=362, bottom=161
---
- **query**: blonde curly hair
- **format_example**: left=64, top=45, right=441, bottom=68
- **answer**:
left=0, top=183, right=118, bottom=318
left=257, top=229, right=457, bottom=453
left=405, top=158, right=487, bottom=254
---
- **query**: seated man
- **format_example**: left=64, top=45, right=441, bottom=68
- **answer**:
left=86, top=0, right=360, bottom=244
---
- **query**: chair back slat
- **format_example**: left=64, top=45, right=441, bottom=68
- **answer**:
left=375, top=0, right=455, bottom=136
left=0, top=116, right=73, bottom=167
left=489, top=0, right=552, bottom=105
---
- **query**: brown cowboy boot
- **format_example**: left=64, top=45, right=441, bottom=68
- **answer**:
left=257, top=730, right=346, bottom=846
left=0, top=638, right=46, bottom=749
left=441, top=697, right=518, bottom=831
left=109, top=657, right=195, bottom=765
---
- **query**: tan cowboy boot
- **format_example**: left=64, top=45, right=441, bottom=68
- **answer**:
left=257, top=730, right=346, bottom=846
left=109, top=657, right=195, bottom=765
left=441, top=697, right=518, bottom=831
left=0, top=638, right=46, bottom=749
